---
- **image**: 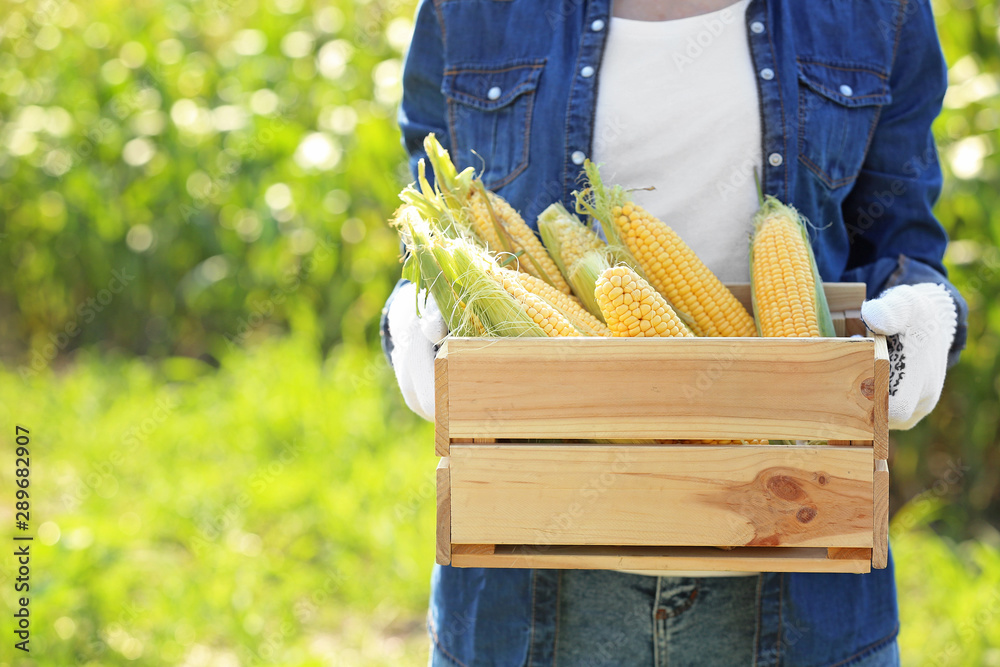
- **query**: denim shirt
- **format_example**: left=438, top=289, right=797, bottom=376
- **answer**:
left=384, top=0, right=969, bottom=664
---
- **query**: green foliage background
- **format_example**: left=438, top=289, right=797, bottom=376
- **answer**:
left=0, top=0, right=406, bottom=360
left=0, top=0, right=997, bottom=665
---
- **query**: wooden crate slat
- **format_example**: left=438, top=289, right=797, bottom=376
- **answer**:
left=873, top=459, right=889, bottom=569
left=450, top=444, right=874, bottom=548
left=453, top=544, right=496, bottom=555
left=828, top=547, right=872, bottom=560
left=443, top=337, right=876, bottom=441
left=831, top=311, right=846, bottom=337
left=873, top=335, right=890, bottom=461
left=844, top=309, right=867, bottom=337
left=436, top=458, right=451, bottom=565
left=434, top=353, right=449, bottom=456
left=450, top=544, right=872, bottom=574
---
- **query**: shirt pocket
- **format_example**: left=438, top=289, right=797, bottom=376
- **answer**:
left=443, top=58, right=545, bottom=190
left=796, top=59, right=892, bottom=190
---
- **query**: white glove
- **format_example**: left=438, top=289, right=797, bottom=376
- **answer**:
left=387, top=283, right=448, bottom=421
left=861, top=283, right=957, bottom=430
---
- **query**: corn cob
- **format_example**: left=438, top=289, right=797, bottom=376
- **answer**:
left=393, top=207, right=552, bottom=338
left=595, top=266, right=694, bottom=338
left=750, top=196, right=835, bottom=337
left=577, top=161, right=756, bottom=337
left=498, top=267, right=611, bottom=337
left=537, top=202, right=611, bottom=320
left=421, top=134, right=572, bottom=294
left=491, top=269, right=580, bottom=337
left=537, top=202, right=606, bottom=282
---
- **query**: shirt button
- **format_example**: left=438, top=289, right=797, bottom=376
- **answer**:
left=839, top=84, right=854, bottom=97
left=591, top=19, right=605, bottom=31
left=768, top=153, right=783, bottom=167
left=581, top=66, right=595, bottom=78
left=571, top=151, right=586, bottom=165
left=750, top=21, right=765, bottom=33
left=487, top=86, right=502, bottom=101
left=760, top=68, right=774, bottom=80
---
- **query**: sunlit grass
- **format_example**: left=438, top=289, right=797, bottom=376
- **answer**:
left=0, top=338, right=435, bottom=666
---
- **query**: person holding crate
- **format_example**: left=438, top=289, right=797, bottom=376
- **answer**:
left=382, top=0, right=968, bottom=664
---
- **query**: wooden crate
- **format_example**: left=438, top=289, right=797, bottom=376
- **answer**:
left=434, top=283, right=890, bottom=574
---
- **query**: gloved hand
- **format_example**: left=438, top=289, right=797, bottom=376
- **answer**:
left=387, top=282, right=448, bottom=421
left=860, top=283, right=957, bottom=430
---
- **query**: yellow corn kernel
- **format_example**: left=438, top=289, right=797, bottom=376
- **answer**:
left=750, top=197, right=836, bottom=337
left=612, top=202, right=756, bottom=337
left=595, top=266, right=694, bottom=338
left=498, top=267, right=611, bottom=337
left=493, top=270, right=580, bottom=337
left=469, top=188, right=572, bottom=294
left=690, top=439, right=769, bottom=445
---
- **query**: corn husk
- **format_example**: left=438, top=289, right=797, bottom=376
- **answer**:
left=421, top=134, right=567, bottom=290
left=537, top=203, right=604, bottom=276
left=567, top=249, right=611, bottom=322
left=393, top=206, right=549, bottom=338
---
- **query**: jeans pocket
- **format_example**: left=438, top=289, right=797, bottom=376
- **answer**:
left=796, top=58, right=892, bottom=190
left=443, top=58, right=545, bottom=190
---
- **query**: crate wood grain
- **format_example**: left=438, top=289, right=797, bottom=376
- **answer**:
left=434, top=355, right=449, bottom=457
left=449, top=444, right=874, bottom=548
left=438, top=337, right=876, bottom=442
left=436, top=458, right=450, bottom=566
left=449, top=544, right=872, bottom=574
left=873, top=459, right=889, bottom=569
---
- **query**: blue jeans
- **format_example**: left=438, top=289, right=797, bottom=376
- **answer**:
left=552, top=570, right=756, bottom=666
left=429, top=570, right=901, bottom=666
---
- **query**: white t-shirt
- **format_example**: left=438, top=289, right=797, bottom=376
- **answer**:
left=592, top=0, right=760, bottom=284
left=592, top=0, right=761, bottom=577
